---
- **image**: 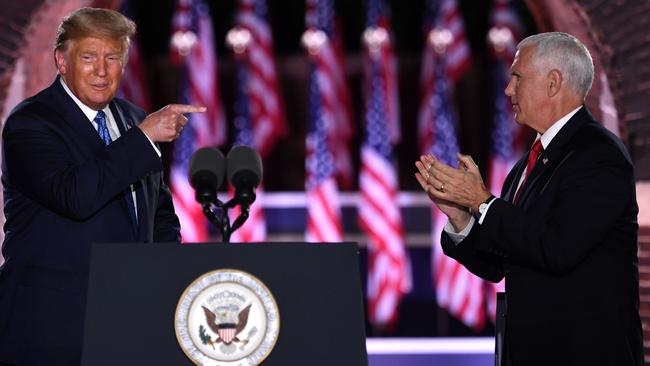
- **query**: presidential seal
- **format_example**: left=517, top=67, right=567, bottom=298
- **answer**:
left=175, top=269, right=280, bottom=366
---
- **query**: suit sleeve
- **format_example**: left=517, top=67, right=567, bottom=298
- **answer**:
left=477, top=141, right=636, bottom=275
left=440, top=224, right=505, bottom=283
left=3, top=108, right=162, bottom=220
left=153, top=173, right=181, bottom=242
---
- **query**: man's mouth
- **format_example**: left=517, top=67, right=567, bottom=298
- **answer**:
left=91, top=83, right=108, bottom=90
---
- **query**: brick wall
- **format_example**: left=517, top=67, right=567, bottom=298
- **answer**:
left=526, top=0, right=650, bottom=179
left=0, top=0, right=113, bottom=118
left=640, top=226, right=650, bottom=363
left=0, top=0, right=45, bottom=117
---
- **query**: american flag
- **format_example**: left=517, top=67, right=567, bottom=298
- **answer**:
left=169, top=0, right=226, bottom=242
left=232, top=0, right=286, bottom=158
left=419, top=0, right=485, bottom=330
left=359, top=0, right=410, bottom=328
left=438, top=0, right=471, bottom=82
left=418, top=0, right=470, bottom=154
left=486, top=0, right=525, bottom=323
left=488, top=0, right=522, bottom=66
left=304, top=0, right=355, bottom=188
left=305, top=65, right=343, bottom=243
left=117, top=0, right=152, bottom=112
left=229, top=60, right=267, bottom=243
left=227, top=0, right=285, bottom=243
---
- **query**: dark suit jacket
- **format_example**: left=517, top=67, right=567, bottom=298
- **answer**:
left=0, top=77, right=181, bottom=365
left=441, top=107, right=643, bottom=365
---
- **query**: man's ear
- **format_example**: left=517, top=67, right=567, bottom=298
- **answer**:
left=54, top=49, right=67, bottom=75
left=547, top=69, right=563, bottom=97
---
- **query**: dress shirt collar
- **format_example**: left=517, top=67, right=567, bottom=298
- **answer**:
left=537, top=105, right=582, bottom=149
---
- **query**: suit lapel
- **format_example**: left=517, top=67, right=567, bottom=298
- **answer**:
left=515, top=106, right=591, bottom=205
left=49, top=76, right=107, bottom=153
left=504, top=157, right=527, bottom=203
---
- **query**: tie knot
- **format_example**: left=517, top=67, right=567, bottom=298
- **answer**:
left=94, top=110, right=106, bottom=123
left=514, top=138, right=544, bottom=203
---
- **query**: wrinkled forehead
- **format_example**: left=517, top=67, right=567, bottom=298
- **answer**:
left=62, top=35, right=129, bottom=55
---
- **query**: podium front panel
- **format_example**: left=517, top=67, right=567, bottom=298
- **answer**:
left=81, top=242, right=368, bottom=365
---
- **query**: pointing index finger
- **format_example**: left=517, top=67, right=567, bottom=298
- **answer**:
left=169, top=104, right=207, bottom=114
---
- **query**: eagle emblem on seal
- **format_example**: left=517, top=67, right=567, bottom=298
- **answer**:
left=201, top=304, right=252, bottom=347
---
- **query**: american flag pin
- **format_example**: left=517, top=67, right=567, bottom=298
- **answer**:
left=542, top=158, right=549, bottom=164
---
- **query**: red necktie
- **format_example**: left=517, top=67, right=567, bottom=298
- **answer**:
left=514, top=139, right=543, bottom=203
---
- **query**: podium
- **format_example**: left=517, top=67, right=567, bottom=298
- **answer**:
left=81, top=242, right=368, bottom=365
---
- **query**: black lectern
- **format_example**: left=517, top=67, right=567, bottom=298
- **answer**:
left=81, top=242, right=368, bottom=366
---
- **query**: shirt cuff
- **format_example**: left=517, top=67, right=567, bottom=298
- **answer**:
left=144, top=134, right=161, bottom=157
left=443, top=216, right=475, bottom=245
left=477, top=198, right=498, bottom=224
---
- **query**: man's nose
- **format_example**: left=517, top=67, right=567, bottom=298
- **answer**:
left=504, top=78, right=514, bottom=97
left=95, top=58, right=107, bottom=76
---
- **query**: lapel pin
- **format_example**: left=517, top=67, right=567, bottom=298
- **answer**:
left=542, top=158, right=549, bottom=165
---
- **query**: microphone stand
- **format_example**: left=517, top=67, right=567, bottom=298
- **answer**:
left=200, top=194, right=252, bottom=243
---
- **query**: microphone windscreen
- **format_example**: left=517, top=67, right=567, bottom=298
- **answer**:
left=226, top=145, right=262, bottom=189
left=189, top=147, right=225, bottom=190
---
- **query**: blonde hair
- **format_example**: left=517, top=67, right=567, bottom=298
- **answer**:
left=55, top=7, right=136, bottom=54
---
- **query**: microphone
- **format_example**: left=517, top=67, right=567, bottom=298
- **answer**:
left=189, top=147, right=225, bottom=204
left=226, top=145, right=262, bottom=206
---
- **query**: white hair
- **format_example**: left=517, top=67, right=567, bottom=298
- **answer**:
left=518, top=32, right=594, bottom=98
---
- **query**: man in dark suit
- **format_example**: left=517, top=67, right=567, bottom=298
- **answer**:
left=0, top=8, right=205, bottom=365
left=416, top=32, right=643, bottom=365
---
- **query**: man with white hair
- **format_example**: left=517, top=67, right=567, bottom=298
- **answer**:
left=416, top=32, right=643, bottom=365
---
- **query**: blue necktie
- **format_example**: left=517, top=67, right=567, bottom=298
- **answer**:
left=95, top=111, right=112, bottom=145
left=94, top=111, right=138, bottom=235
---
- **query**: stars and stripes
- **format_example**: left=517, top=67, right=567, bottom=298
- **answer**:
left=418, top=0, right=470, bottom=154
left=305, top=64, right=344, bottom=243
left=304, top=0, right=355, bottom=188
left=169, top=0, right=226, bottom=242
left=363, top=1, right=400, bottom=146
left=359, top=0, right=410, bottom=328
left=436, top=0, right=471, bottom=82
left=232, top=0, right=286, bottom=158
left=419, top=0, right=485, bottom=331
left=117, top=0, right=152, bottom=112
left=487, top=0, right=522, bottom=66
left=226, top=0, right=285, bottom=243
left=229, top=58, right=267, bottom=243
left=431, top=61, right=486, bottom=331
left=486, top=0, right=525, bottom=323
